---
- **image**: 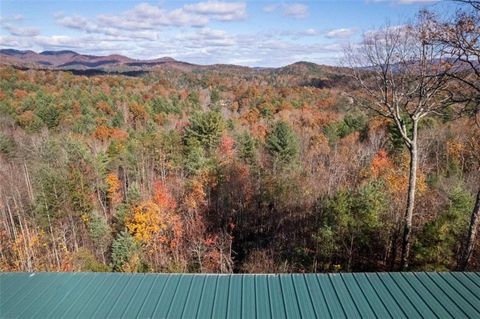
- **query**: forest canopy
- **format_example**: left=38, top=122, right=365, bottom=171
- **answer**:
left=1, top=4, right=479, bottom=273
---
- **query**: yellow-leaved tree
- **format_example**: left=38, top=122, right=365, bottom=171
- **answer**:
left=126, top=181, right=183, bottom=271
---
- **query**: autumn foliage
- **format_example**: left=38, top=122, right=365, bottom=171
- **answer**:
left=0, top=61, right=478, bottom=273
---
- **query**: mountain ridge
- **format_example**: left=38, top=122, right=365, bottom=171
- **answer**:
left=0, top=48, right=337, bottom=74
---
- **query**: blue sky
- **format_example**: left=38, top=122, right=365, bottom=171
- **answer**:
left=0, top=0, right=458, bottom=66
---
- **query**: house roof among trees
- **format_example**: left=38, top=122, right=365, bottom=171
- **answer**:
left=1, top=272, right=479, bottom=318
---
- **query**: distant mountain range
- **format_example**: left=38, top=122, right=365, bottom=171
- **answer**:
left=0, top=49, right=204, bottom=72
left=0, top=49, right=344, bottom=76
left=0, top=49, right=351, bottom=90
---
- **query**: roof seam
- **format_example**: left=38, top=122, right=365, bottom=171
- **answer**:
left=464, top=272, right=480, bottom=289
left=302, top=274, right=319, bottom=319
left=8, top=273, right=64, bottom=317
left=20, top=273, right=80, bottom=318
left=58, top=273, right=106, bottom=318
left=328, top=274, right=349, bottom=318
left=240, top=274, right=244, bottom=319
left=278, top=274, right=289, bottom=319
left=436, top=272, right=479, bottom=316
left=188, top=275, right=206, bottom=319
left=372, top=273, right=408, bottom=318
left=386, top=272, right=426, bottom=318
left=104, top=273, right=135, bottom=318
left=120, top=274, right=148, bottom=319
left=163, top=273, right=183, bottom=318
left=289, top=275, right=303, bottom=318
left=314, top=273, right=333, bottom=319
left=252, top=274, right=257, bottom=319
left=361, top=274, right=394, bottom=319
left=265, top=274, right=275, bottom=319
left=178, top=275, right=195, bottom=318
left=208, top=275, right=220, bottom=318
left=353, top=273, right=386, bottom=319
left=224, top=274, right=231, bottom=318
left=132, top=274, right=158, bottom=319
left=149, top=273, right=172, bottom=318
left=410, top=272, right=455, bottom=318
left=73, top=273, right=116, bottom=319
left=399, top=273, right=440, bottom=319
left=425, top=272, right=470, bottom=318
left=450, top=273, right=480, bottom=303
left=339, top=274, right=366, bottom=319
left=1, top=273, right=53, bottom=309
left=0, top=274, right=38, bottom=307
left=44, top=273, right=97, bottom=318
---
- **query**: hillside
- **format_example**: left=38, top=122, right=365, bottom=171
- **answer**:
left=0, top=49, right=184, bottom=71
left=0, top=63, right=478, bottom=273
left=0, top=49, right=342, bottom=77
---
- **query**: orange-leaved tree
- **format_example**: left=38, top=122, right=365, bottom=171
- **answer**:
left=126, top=181, right=183, bottom=271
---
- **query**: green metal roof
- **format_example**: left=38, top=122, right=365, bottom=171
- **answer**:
left=1, top=272, right=479, bottom=318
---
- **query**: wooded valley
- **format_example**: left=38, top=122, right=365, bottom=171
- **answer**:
left=0, top=3, right=479, bottom=273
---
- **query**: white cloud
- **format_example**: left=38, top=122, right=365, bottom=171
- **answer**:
left=55, top=13, right=162, bottom=40
left=279, top=28, right=321, bottom=37
left=56, top=1, right=245, bottom=37
left=1, top=26, right=348, bottom=67
left=0, top=15, right=24, bottom=25
left=303, top=28, right=319, bottom=36
left=51, top=1, right=244, bottom=52
left=94, top=5, right=208, bottom=30
left=325, top=28, right=356, bottom=39
left=398, top=0, right=438, bottom=3
left=0, top=35, right=31, bottom=48
left=179, top=28, right=237, bottom=48
left=0, top=15, right=40, bottom=37
left=279, top=27, right=355, bottom=39
left=56, top=15, right=104, bottom=33
left=263, top=3, right=309, bottom=19
left=33, top=35, right=81, bottom=48
left=126, top=3, right=209, bottom=27
left=183, top=1, right=247, bottom=21
left=283, top=3, right=309, bottom=18
left=368, top=0, right=439, bottom=4
left=0, top=1, right=353, bottom=67
left=2, top=24, right=39, bottom=37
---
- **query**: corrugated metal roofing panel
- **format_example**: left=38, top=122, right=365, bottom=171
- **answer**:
left=386, top=273, right=433, bottom=318
left=0, top=272, right=479, bottom=319
left=242, top=275, right=255, bottom=319
left=316, top=273, right=347, bottom=318
left=304, top=273, right=331, bottom=318
left=135, top=274, right=169, bottom=318
left=195, top=275, right=216, bottom=318
left=267, top=274, right=287, bottom=319
left=280, top=275, right=302, bottom=318
left=328, top=274, right=361, bottom=318
left=427, top=272, right=479, bottom=318
left=339, top=274, right=376, bottom=319
left=254, top=275, right=270, bottom=318
left=213, top=274, right=230, bottom=318
left=353, top=273, right=395, bottom=318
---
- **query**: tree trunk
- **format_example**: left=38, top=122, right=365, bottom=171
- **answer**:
left=388, top=225, right=400, bottom=271
left=400, top=123, right=418, bottom=270
left=459, top=188, right=480, bottom=270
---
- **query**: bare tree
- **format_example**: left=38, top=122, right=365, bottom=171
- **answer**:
left=346, top=13, right=452, bottom=270
left=456, top=0, right=480, bottom=11
left=435, top=0, right=480, bottom=270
